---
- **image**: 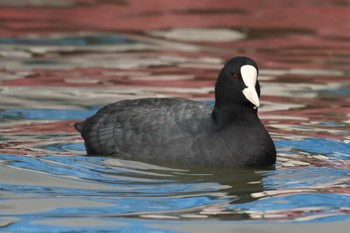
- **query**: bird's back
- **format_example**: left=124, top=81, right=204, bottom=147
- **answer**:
left=75, top=98, right=213, bottom=162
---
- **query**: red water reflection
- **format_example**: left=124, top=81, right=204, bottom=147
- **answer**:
left=1, top=0, right=349, bottom=68
left=1, top=1, right=349, bottom=35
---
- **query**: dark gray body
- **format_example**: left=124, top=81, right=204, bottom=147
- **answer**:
left=75, top=98, right=276, bottom=167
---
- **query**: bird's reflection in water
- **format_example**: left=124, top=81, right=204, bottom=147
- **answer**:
left=98, top=157, right=274, bottom=220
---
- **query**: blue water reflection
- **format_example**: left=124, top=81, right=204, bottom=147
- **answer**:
left=1, top=149, right=349, bottom=232
left=0, top=35, right=135, bottom=46
left=276, top=138, right=350, bottom=158
left=1, top=108, right=99, bottom=121
left=263, top=167, right=350, bottom=189
left=4, top=218, right=183, bottom=233
left=228, top=193, right=350, bottom=223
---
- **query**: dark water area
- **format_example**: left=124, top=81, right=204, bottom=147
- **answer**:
left=0, top=0, right=349, bottom=232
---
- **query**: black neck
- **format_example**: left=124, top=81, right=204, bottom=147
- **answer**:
left=211, top=104, right=258, bottom=129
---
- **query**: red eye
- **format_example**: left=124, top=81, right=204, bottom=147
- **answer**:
left=231, top=73, right=238, bottom=80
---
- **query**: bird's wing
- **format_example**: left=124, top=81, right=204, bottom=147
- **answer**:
left=75, top=98, right=212, bottom=157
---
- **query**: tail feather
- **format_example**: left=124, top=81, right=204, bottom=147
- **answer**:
left=74, top=121, right=85, bottom=133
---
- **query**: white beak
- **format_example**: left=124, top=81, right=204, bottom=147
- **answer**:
left=242, top=86, right=260, bottom=107
left=241, top=65, right=260, bottom=107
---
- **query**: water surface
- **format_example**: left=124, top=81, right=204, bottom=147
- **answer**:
left=0, top=0, right=349, bottom=232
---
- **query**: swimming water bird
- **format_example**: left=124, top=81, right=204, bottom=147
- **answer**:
left=74, top=57, right=276, bottom=167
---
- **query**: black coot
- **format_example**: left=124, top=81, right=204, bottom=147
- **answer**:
left=74, top=57, right=276, bottom=167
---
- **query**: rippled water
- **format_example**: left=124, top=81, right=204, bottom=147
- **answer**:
left=0, top=0, right=349, bottom=232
